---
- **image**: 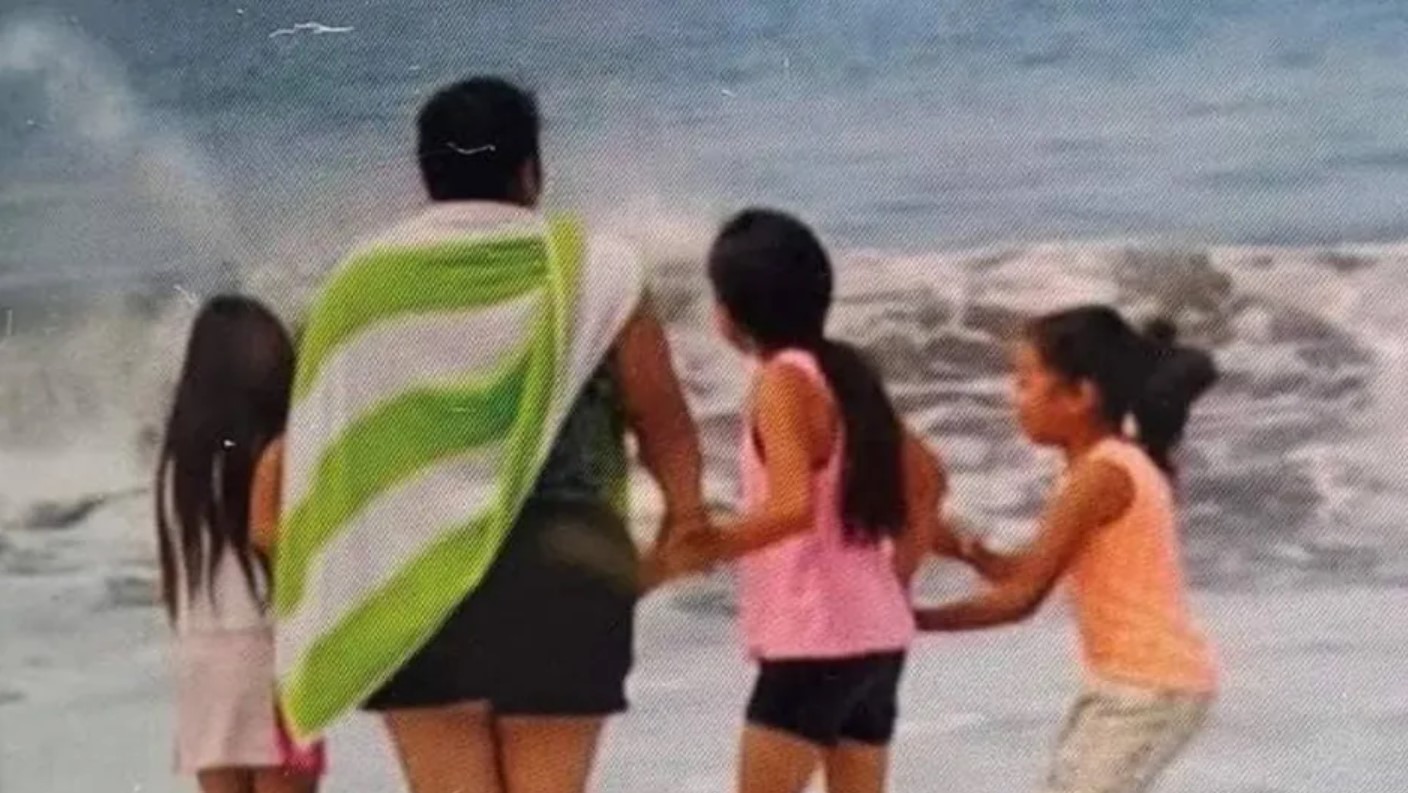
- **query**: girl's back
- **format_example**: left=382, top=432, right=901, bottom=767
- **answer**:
left=738, top=350, right=915, bottom=660
left=160, top=515, right=270, bottom=635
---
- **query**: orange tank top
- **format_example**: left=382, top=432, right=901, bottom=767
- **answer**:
left=1067, top=438, right=1217, bottom=694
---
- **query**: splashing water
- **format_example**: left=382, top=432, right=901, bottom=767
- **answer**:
left=0, top=13, right=240, bottom=271
left=0, top=7, right=1404, bottom=593
left=0, top=14, right=249, bottom=458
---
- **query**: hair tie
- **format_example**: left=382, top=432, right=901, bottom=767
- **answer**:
left=1121, top=413, right=1140, bottom=440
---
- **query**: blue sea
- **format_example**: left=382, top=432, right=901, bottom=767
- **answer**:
left=2, top=0, right=1407, bottom=590
left=7, top=0, right=1408, bottom=265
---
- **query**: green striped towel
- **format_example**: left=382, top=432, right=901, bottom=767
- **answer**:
left=273, top=204, right=642, bottom=741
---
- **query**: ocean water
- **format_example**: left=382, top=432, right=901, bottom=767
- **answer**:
left=2, top=0, right=1408, bottom=592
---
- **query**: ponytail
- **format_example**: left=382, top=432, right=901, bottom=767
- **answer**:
left=1131, top=319, right=1219, bottom=474
left=706, top=207, right=907, bottom=541
left=811, top=339, right=906, bottom=543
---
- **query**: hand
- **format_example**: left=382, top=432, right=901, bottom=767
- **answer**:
left=930, top=514, right=961, bottom=559
left=936, top=512, right=987, bottom=563
left=893, top=555, right=920, bottom=589
left=663, top=525, right=725, bottom=579
left=661, top=509, right=711, bottom=545
left=637, top=545, right=670, bottom=596
left=637, top=511, right=714, bottom=596
left=913, top=607, right=947, bottom=633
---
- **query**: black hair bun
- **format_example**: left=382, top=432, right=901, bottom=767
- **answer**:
left=1144, top=340, right=1218, bottom=410
left=1142, top=317, right=1179, bottom=347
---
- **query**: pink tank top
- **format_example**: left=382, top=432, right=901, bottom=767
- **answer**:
left=737, top=350, right=916, bottom=660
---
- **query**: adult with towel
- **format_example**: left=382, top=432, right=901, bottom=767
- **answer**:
left=272, top=77, right=706, bottom=793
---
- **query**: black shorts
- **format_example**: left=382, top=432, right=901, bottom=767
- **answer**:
left=364, top=499, right=638, bottom=716
left=746, top=652, right=906, bottom=747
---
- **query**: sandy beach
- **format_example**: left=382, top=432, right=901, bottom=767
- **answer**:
left=2, top=491, right=1404, bottom=793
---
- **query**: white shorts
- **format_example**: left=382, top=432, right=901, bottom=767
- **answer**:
left=1043, top=677, right=1212, bottom=793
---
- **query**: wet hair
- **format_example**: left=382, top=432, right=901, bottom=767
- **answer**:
left=708, top=209, right=905, bottom=543
left=1025, top=305, right=1218, bottom=473
left=416, top=77, right=541, bottom=203
left=155, top=296, right=295, bottom=622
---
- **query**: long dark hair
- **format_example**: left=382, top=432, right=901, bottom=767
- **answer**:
left=708, top=208, right=905, bottom=543
left=1025, top=306, right=1218, bottom=473
left=155, top=296, right=295, bottom=622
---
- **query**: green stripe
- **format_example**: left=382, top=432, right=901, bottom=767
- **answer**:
left=279, top=214, right=606, bottom=741
left=546, top=217, right=630, bottom=514
left=293, top=235, right=550, bottom=403
left=544, top=215, right=584, bottom=357
left=496, top=216, right=581, bottom=507
left=274, top=346, right=532, bottom=616
left=497, top=317, right=558, bottom=512
left=283, top=321, right=562, bottom=740
left=281, top=511, right=502, bottom=741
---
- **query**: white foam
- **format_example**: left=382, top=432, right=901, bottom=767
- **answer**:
left=2, top=234, right=1404, bottom=596
left=0, top=13, right=240, bottom=262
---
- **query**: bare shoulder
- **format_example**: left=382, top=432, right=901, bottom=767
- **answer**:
left=1059, top=455, right=1136, bottom=528
left=757, top=356, right=819, bottom=398
left=755, top=357, right=836, bottom=461
left=903, top=432, right=945, bottom=492
left=755, top=358, right=831, bottom=424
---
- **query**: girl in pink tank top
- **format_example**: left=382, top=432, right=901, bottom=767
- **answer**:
left=663, top=209, right=945, bottom=793
left=916, top=306, right=1219, bottom=793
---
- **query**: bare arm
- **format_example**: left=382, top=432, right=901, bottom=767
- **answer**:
left=893, top=432, right=946, bottom=586
left=665, top=362, right=821, bottom=576
left=921, top=486, right=1018, bottom=580
left=612, top=301, right=707, bottom=542
left=950, top=524, right=1024, bottom=582
left=709, top=363, right=821, bottom=561
left=915, top=458, right=1133, bottom=632
left=249, top=437, right=284, bottom=557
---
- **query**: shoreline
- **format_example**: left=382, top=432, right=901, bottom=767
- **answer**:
left=3, top=561, right=1405, bottom=792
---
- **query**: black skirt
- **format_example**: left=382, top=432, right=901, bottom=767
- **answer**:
left=364, top=498, right=638, bottom=716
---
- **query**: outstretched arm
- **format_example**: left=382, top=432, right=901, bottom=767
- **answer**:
left=662, top=360, right=824, bottom=579
left=915, top=458, right=1133, bottom=632
left=893, top=432, right=946, bottom=586
left=612, top=301, right=707, bottom=545
left=704, top=363, right=818, bottom=562
left=947, top=519, right=1024, bottom=582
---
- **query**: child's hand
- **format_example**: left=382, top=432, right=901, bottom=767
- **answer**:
left=638, top=513, right=715, bottom=596
left=913, top=607, right=946, bottom=632
left=637, top=545, right=670, bottom=596
left=663, top=525, right=725, bottom=579
left=663, top=510, right=711, bottom=544
left=930, top=514, right=962, bottom=559
left=933, top=511, right=984, bottom=562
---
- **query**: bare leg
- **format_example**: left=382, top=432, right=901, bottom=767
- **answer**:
left=495, top=716, right=606, bottom=793
left=822, top=742, right=889, bottom=793
left=254, top=768, right=320, bottom=793
left=739, top=724, right=820, bottom=793
left=384, top=703, right=504, bottom=793
left=198, top=770, right=254, bottom=793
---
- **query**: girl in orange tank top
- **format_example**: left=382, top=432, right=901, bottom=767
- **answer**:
left=916, top=306, right=1219, bottom=793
